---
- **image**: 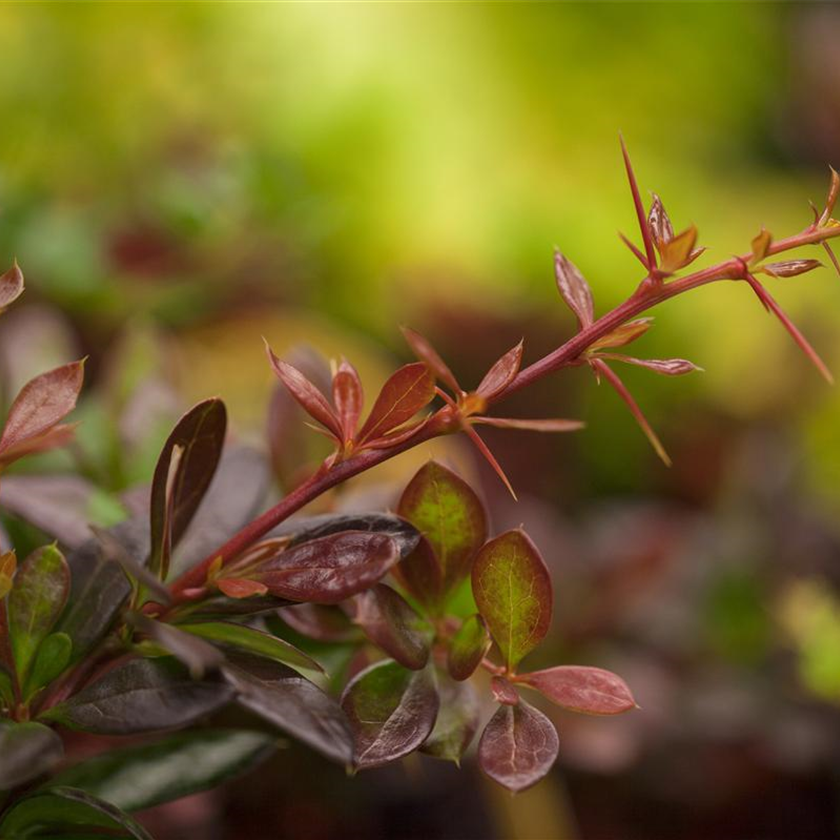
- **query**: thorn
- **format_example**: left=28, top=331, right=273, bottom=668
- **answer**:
left=618, top=231, right=649, bottom=270
left=619, top=134, right=657, bottom=270
left=463, top=423, right=518, bottom=500
left=822, top=241, right=840, bottom=277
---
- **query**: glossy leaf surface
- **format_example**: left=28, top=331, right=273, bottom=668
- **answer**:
left=476, top=340, right=523, bottom=400
left=517, top=665, right=636, bottom=715
left=357, top=362, right=434, bottom=444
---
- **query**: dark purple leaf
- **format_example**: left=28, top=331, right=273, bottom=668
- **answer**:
left=131, top=615, right=226, bottom=679
left=447, top=614, right=491, bottom=681
left=356, top=363, right=435, bottom=445
left=517, top=665, right=637, bottom=715
left=554, top=251, right=594, bottom=328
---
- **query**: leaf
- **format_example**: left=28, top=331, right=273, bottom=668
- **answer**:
left=223, top=654, right=353, bottom=764
left=26, top=632, right=72, bottom=698
left=760, top=259, right=823, bottom=278
left=0, top=261, right=24, bottom=311
left=491, top=676, right=520, bottom=706
left=252, top=531, right=400, bottom=604
left=0, top=360, right=84, bottom=465
left=471, top=529, right=552, bottom=672
left=647, top=194, right=674, bottom=253
left=750, top=228, right=772, bottom=264
left=397, top=461, right=487, bottom=603
left=658, top=224, right=698, bottom=274
left=43, top=657, right=235, bottom=735
left=0, top=721, right=64, bottom=790
left=8, top=545, right=70, bottom=684
left=420, top=672, right=479, bottom=764
left=819, top=165, right=839, bottom=225
left=391, top=536, right=444, bottom=612
left=130, top=615, right=226, bottom=679
left=351, top=584, right=433, bottom=670
left=265, top=341, right=342, bottom=439
left=341, top=659, right=439, bottom=769
left=0, top=786, right=152, bottom=839
left=278, top=603, right=361, bottom=643
left=400, top=326, right=461, bottom=393
left=0, top=424, right=78, bottom=469
left=331, top=358, right=364, bottom=443
left=356, top=363, right=435, bottom=445
left=46, top=729, right=276, bottom=813
left=216, top=578, right=269, bottom=599
left=477, top=699, right=559, bottom=792
left=471, top=417, right=584, bottom=433
left=0, top=550, right=15, bottom=600
left=589, top=318, right=653, bottom=352
left=517, top=665, right=637, bottom=715
left=554, top=250, right=594, bottom=328
left=619, top=135, right=656, bottom=269
left=177, top=621, right=324, bottom=674
left=149, top=398, right=227, bottom=580
left=476, top=340, right=523, bottom=401
left=447, top=614, right=491, bottom=681
left=598, top=354, right=702, bottom=376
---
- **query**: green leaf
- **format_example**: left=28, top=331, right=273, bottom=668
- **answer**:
left=0, top=786, right=152, bottom=839
left=420, top=671, right=479, bottom=764
left=0, top=667, right=14, bottom=708
left=0, top=721, right=64, bottom=790
left=447, top=614, right=491, bottom=681
left=397, top=461, right=487, bottom=606
left=46, top=730, right=276, bottom=812
left=176, top=621, right=324, bottom=674
left=340, top=659, right=439, bottom=769
left=471, top=529, right=552, bottom=672
left=8, top=545, right=70, bottom=684
left=26, top=632, right=72, bottom=699
left=42, top=657, right=234, bottom=735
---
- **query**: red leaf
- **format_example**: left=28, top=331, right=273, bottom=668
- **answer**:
left=589, top=317, right=653, bottom=351
left=265, top=341, right=342, bottom=440
left=0, top=423, right=77, bottom=467
left=359, top=416, right=430, bottom=450
left=760, top=259, right=823, bottom=278
left=647, top=194, right=674, bottom=253
left=490, top=676, right=520, bottom=706
left=216, top=578, right=269, bottom=599
left=356, top=363, right=435, bottom=445
left=278, top=603, right=361, bottom=643
left=619, top=135, right=656, bottom=269
left=516, top=665, right=637, bottom=715
left=476, top=340, right=523, bottom=401
left=598, top=354, right=702, bottom=376
left=472, top=417, right=584, bottom=433
left=477, top=700, right=559, bottom=792
left=332, top=358, right=364, bottom=442
left=591, top=358, right=671, bottom=466
left=0, top=262, right=24, bottom=310
left=0, top=360, right=84, bottom=461
left=554, top=250, right=594, bottom=328
left=401, top=326, right=461, bottom=393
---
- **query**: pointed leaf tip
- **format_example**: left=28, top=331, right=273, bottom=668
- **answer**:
left=554, top=251, right=594, bottom=328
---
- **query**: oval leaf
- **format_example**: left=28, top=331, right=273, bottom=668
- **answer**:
left=447, top=614, right=491, bottom=681
left=478, top=699, right=559, bottom=792
left=761, top=259, right=823, bottom=278
left=554, top=251, right=594, bottom=328
left=490, top=676, right=520, bottom=706
left=341, top=659, right=439, bottom=769
left=332, top=358, right=364, bottom=442
left=517, top=665, right=637, bottom=715
left=0, top=261, right=24, bottom=310
left=647, top=194, right=674, bottom=252
left=391, top=536, right=444, bottom=612
left=43, top=657, right=234, bottom=735
left=476, top=340, right=523, bottom=400
left=0, top=721, right=64, bottom=790
left=356, top=363, right=434, bottom=445
left=420, top=671, right=479, bottom=764
left=26, top=632, right=72, bottom=698
left=471, top=529, right=552, bottom=672
left=398, top=461, right=487, bottom=603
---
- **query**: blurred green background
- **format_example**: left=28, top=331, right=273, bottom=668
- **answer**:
left=2, top=3, right=840, bottom=839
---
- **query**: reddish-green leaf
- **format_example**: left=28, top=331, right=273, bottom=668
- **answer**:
left=477, top=699, right=559, bottom=792
left=352, top=584, right=433, bottom=670
left=472, top=417, right=584, bottom=433
left=647, top=194, right=674, bottom=253
left=357, top=363, right=435, bottom=445
left=216, top=578, right=269, bottom=599
left=589, top=318, right=653, bottom=352
left=554, top=251, right=594, bottom=328
left=341, top=659, right=439, bottom=769
left=254, top=531, right=400, bottom=604
left=398, top=461, right=487, bottom=602
left=0, top=361, right=84, bottom=463
left=332, top=358, right=364, bottom=442
left=491, top=676, right=520, bottom=706
left=401, top=326, right=461, bottom=393
left=516, top=665, right=637, bottom=715
left=421, top=671, right=479, bottom=764
left=447, top=613, right=491, bottom=681
left=265, top=342, right=342, bottom=439
left=0, top=262, right=24, bottom=311
left=472, top=529, right=552, bottom=672
left=476, top=340, right=523, bottom=400
left=391, top=535, right=444, bottom=611
left=149, top=398, right=227, bottom=580
left=760, top=259, right=823, bottom=278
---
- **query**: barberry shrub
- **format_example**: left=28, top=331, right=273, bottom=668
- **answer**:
left=0, top=143, right=838, bottom=838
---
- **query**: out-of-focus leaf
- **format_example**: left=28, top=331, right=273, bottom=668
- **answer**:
left=8, top=545, right=69, bottom=683
left=391, top=536, right=443, bottom=613
left=475, top=340, right=523, bottom=401
left=491, top=676, right=520, bottom=706
left=477, top=700, right=559, bottom=792
left=223, top=654, right=353, bottom=764
left=149, top=398, right=227, bottom=580
left=265, top=343, right=342, bottom=439
left=131, top=616, right=225, bottom=679
left=46, top=729, right=276, bottom=813
left=0, top=361, right=84, bottom=465
left=332, top=358, right=364, bottom=442
left=599, top=354, right=702, bottom=376
left=26, top=632, right=72, bottom=698
left=0, top=262, right=24, bottom=311
left=216, top=578, right=269, bottom=599
left=554, top=251, right=594, bottom=328
left=351, top=584, right=432, bottom=670
left=177, top=621, right=324, bottom=673
left=400, top=326, right=461, bottom=393
left=589, top=318, right=653, bottom=352
left=43, top=657, right=234, bottom=735
left=447, top=613, right=491, bottom=681
left=356, top=363, right=434, bottom=445
left=0, top=550, right=16, bottom=600
left=397, top=461, right=487, bottom=604
left=516, top=665, right=636, bottom=715
left=341, top=659, right=439, bottom=769
left=472, top=529, right=552, bottom=672
left=420, top=672, right=479, bottom=764
left=820, top=166, right=840, bottom=225
left=647, top=194, right=674, bottom=252
left=0, top=786, right=152, bottom=839
left=472, top=417, right=584, bottom=433
left=252, top=531, right=400, bottom=604
left=760, top=259, right=823, bottom=278
left=750, top=227, right=772, bottom=264
left=0, top=721, right=64, bottom=790
left=278, top=603, right=361, bottom=643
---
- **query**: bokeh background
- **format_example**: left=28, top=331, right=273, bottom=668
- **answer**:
left=2, top=3, right=840, bottom=839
